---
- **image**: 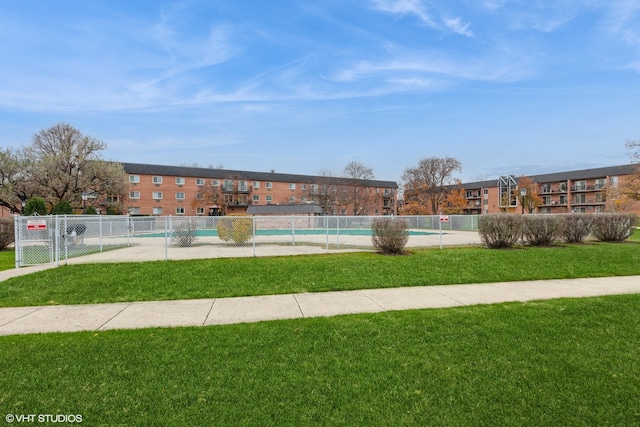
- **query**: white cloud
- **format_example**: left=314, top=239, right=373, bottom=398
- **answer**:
left=443, top=17, right=473, bottom=37
left=370, top=0, right=473, bottom=37
left=370, top=0, right=438, bottom=27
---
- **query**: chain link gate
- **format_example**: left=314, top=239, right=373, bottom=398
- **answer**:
left=14, top=215, right=55, bottom=267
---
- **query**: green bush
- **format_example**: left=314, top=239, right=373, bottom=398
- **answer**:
left=478, top=214, right=523, bottom=249
left=84, top=206, right=98, bottom=215
left=591, top=213, right=637, bottom=242
left=560, top=214, right=593, bottom=244
left=51, top=200, right=73, bottom=215
left=371, top=217, right=409, bottom=254
left=0, top=218, right=14, bottom=251
left=522, top=215, right=562, bottom=246
left=217, top=215, right=253, bottom=245
left=23, top=197, right=47, bottom=216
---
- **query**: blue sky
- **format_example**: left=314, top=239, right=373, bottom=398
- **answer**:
left=1, top=0, right=639, bottom=183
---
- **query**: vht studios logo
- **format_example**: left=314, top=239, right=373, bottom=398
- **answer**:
left=5, top=413, right=83, bottom=423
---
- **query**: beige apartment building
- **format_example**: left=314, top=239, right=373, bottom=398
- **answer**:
left=122, top=163, right=398, bottom=216
left=456, top=164, right=640, bottom=215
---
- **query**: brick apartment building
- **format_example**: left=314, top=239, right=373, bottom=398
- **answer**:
left=452, top=164, right=640, bottom=215
left=122, top=163, right=398, bottom=216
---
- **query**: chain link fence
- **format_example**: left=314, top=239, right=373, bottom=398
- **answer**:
left=14, top=214, right=480, bottom=267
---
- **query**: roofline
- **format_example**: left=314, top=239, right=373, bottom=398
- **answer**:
left=451, top=164, right=637, bottom=189
left=121, top=162, right=398, bottom=188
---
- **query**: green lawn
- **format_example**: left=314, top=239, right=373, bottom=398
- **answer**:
left=1, top=242, right=639, bottom=307
left=0, top=249, right=14, bottom=271
left=2, top=236, right=640, bottom=425
left=1, top=295, right=639, bottom=426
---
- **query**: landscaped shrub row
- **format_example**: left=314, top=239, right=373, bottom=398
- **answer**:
left=478, top=213, right=637, bottom=249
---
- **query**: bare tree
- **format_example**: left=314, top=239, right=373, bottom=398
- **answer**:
left=337, top=161, right=377, bottom=215
left=309, top=170, right=337, bottom=214
left=0, top=123, right=128, bottom=213
left=402, top=157, right=462, bottom=214
left=343, top=161, right=374, bottom=180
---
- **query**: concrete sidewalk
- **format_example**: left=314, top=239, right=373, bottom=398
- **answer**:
left=1, top=275, right=639, bottom=336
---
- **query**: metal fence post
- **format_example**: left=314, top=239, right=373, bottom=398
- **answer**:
left=325, top=215, right=329, bottom=253
left=165, top=216, right=170, bottom=261
left=13, top=215, right=20, bottom=268
left=291, top=215, right=295, bottom=246
left=252, top=215, right=256, bottom=257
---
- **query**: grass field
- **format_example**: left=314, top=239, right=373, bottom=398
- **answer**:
left=1, top=295, right=639, bottom=425
left=1, top=241, right=639, bottom=307
left=1, top=232, right=639, bottom=425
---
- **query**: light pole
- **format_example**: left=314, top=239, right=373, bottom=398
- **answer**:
left=81, top=193, right=88, bottom=212
left=519, top=187, right=527, bottom=214
left=21, top=200, right=26, bottom=214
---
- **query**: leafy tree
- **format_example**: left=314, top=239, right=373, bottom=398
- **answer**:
left=51, top=200, right=73, bottom=215
left=23, top=197, right=47, bottom=216
left=0, top=123, right=128, bottom=213
left=399, top=202, right=430, bottom=215
left=517, top=176, right=543, bottom=213
left=0, top=147, right=37, bottom=213
left=402, top=157, right=462, bottom=214
left=443, top=180, right=467, bottom=214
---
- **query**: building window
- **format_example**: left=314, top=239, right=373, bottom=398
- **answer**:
left=483, top=188, right=488, bottom=195
left=176, top=192, right=185, bottom=200
left=301, top=184, right=307, bottom=190
left=196, top=207, right=205, bottom=215
left=289, top=183, right=296, bottom=190
left=223, top=180, right=234, bottom=191
left=573, top=180, right=586, bottom=191
left=175, top=177, right=185, bottom=185
left=266, top=195, right=273, bottom=203
left=196, top=178, right=205, bottom=186
left=253, top=181, right=260, bottom=189
left=128, top=207, right=140, bottom=215
left=152, top=192, right=163, bottom=200
left=289, top=196, right=296, bottom=203
left=196, top=192, right=204, bottom=200
left=253, top=195, right=260, bottom=202
left=265, top=182, right=273, bottom=189
left=238, top=181, right=249, bottom=192
left=301, top=196, right=307, bottom=202
left=129, top=191, right=140, bottom=199
left=610, top=176, right=619, bottom=187
left=176, top=207, right=185, bottom=215
left=311, top=184, right=318, bottom=193
left=152, top=176, right=163, bottom=184
left=212, top=179, right=220, bottom=186
left=152, top=207, right=163, bottom=215
left=129, top=175, right=140, bottom=183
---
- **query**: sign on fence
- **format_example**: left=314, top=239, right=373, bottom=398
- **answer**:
left=26, top=220, right=47, bottom=230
